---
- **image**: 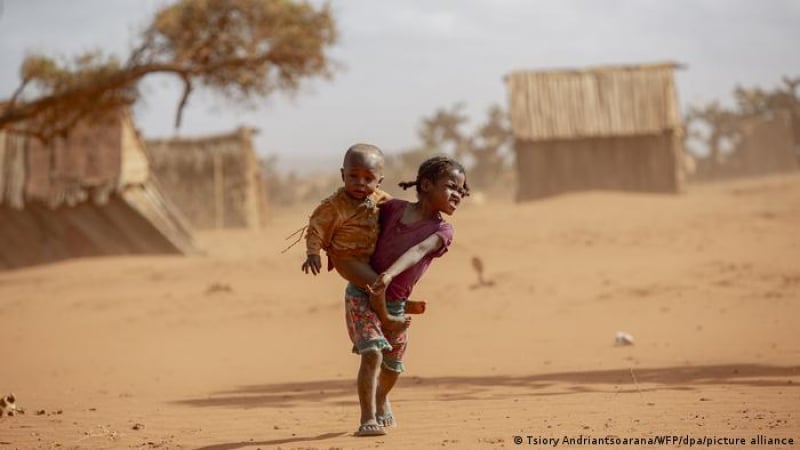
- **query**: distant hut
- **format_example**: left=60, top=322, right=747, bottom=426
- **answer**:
left=735, top=111, right=799, bottom=174
left=0, top=109, right=195, bottom=270
left=505, top=62, right=686, bottom=201
left=145, top=127, right=268, bottom=230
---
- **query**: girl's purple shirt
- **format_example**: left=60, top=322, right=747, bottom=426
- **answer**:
left=370, top=198, right=454, bottom=300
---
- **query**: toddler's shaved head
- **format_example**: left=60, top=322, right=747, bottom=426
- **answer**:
left=343, top=143, right=384, bottom=170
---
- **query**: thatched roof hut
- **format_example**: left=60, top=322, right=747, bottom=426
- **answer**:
left=505, top=62, right=686, bottom=200
left=0, top=109, right=195, bottom=269
left=145, top=127, right=268, bottom=230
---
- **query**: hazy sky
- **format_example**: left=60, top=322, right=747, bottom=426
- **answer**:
left=1, top=0, right=799, bottom=172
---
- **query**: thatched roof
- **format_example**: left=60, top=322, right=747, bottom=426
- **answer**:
left=505, top=62, right=684, bottom=141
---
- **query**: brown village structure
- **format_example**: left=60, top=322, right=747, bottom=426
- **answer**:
left=145, top=127, right=269, bottom=231
left=0, top=113, right=271, bottom=270
left=505, top=62, right=687, bottom=201
left=504, top=61, right=798, bottom=200
left=0, top=110, right=195, bottom=270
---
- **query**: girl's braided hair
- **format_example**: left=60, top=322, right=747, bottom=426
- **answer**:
left=398, top=156, right=470, bottom=196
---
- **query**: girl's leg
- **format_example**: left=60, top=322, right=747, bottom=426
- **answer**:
left=345, top=286, right=390, bottom=436
left=376, top=304, right=407, bottom=427
left=376, top=367, right=400, bottom=426
left=357, top=350, right=383, bottom=427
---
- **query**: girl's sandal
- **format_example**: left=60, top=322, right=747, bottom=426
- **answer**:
left=355, top=423, right=386, bottom=436
left=376, top=414, right=397, bottom=428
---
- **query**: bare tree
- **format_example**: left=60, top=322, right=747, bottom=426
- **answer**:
left=685, top=101, right=741, bottom=163
left=687, top=76, right=800, bottom=165
left=397, top=103, right=512, bottom=190
left=1, top=0, right=337, bottom=142
left=734, top=76, right=800, bottom=149
left=418, top=103, right=472, bottom=160
left=470, top=105, right=512, bottom=189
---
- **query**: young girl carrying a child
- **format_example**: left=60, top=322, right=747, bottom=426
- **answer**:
left=347, top=156, right=469, bottom=436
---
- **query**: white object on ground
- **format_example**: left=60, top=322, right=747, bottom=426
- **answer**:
left=614, top=331, right=635, bottom=346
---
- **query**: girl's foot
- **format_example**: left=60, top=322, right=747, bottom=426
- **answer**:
left=355, top=421, right=386, bottom=436
left=376, top=399, right=397, bottom=427
left=376, top=413, right=396, bottom=427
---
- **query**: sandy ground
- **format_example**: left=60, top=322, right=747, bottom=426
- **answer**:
left=1, top=174, right=799, bottom=449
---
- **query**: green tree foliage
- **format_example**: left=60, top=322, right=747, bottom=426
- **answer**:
left=0, top=0, right=337, bottom=142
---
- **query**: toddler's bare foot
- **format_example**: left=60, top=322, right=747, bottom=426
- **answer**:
left=405, top=300, right=426, bottom=314
left=382, top=314, right=411, bottom=331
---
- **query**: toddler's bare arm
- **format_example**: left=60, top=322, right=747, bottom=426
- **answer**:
left=301, top=200, right=340, bottom=275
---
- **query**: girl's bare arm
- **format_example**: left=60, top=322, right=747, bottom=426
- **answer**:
left=370, top=233, right=444, bottom=295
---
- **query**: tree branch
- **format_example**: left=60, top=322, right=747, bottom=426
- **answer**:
left=1, top=0, right=337, bottom=139
left=0, top=62, right=186, bottom=130
left=174, top=74, right=193, bottom=129
left=7, top=77, right=31, bottom=108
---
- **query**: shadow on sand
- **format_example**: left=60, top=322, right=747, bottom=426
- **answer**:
left=175, top=363, right=799, bottom=410
left=194, top=432, right=348, bottom=450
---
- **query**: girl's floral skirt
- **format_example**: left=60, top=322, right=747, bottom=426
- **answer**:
left=344, top=283, right=407, bottom=373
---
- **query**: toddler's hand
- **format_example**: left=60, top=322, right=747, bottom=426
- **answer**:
left=367, top=272, right=392, bottom=296
left=301, top=254, right=322, bottom=275
left=381, top=314, right=411, bottom=331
